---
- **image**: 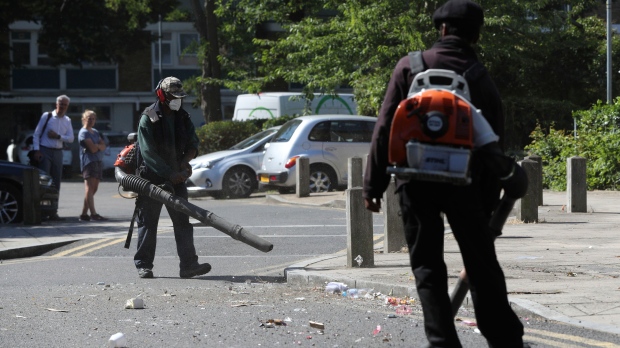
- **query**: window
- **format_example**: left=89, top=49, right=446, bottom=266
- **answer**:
left=153, top=33, right=172, bottom=65
left=179, top=33, right=199, bottom=65
left=179, top=33, right=199, bottom=56
left=11, top=31, right=31, bottom=66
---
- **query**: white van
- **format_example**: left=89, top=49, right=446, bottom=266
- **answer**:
left=232, top=92, right=357, bottom=121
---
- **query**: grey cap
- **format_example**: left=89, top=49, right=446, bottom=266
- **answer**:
left=160, top=76, right=188, bottom=98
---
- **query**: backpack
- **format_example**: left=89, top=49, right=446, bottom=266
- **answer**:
left=386, top=52, right=498, bottom=185
left=114, top=142, right=139, bottom=174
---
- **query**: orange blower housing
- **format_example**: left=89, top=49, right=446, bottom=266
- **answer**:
left=388, top=89, right=475, bottom=166
left=114, top=144, right=137, bottom=174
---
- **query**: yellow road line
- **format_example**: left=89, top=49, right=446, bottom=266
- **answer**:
left=527, top=328, right=620, bottom=348
left=524, top=334, right=583, bottom=348
left=70, top=238, right=126, bottom=257
left=51, top=239, right=114, bottom=257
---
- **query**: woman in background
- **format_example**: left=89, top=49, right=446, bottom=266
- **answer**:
left=78, top=110, right=107, bottom=221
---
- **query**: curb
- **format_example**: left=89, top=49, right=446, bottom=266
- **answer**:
left=284, top=255, right=620, bottom=336
left=0, top=240, right=77, bottom=260
left=266, top=194, right=346, bottom=209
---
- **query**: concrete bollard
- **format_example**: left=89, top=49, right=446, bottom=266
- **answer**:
left=296, top=156, right=310, bottom=197
left=383, top=178, right=407, bottom=253
left=516, top=159, right=538, bottom=223
left=525, top=154, right=543, bottom=206
left=348, top=157, right=363, bottom=189
left=567, top=156, right=587, bottom=213
left=23, top=167, right=41, bottom=225
left=346, top=187, right=374, bottom=268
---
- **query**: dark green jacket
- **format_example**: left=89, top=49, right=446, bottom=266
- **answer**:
left=137, top=101, right=198, bottom=180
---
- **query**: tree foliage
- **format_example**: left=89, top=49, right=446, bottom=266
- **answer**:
left=525, top=99, right=620, bottom=191
left=3, top=0, right=177, bottom=68
left=223, top=0, right=620, bottom=150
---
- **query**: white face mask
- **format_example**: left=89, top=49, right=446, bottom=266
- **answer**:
left=168, top=98, right=182, bottom=111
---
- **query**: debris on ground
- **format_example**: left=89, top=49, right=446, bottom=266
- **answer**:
left=124, top=298, right=144, bottom=309
left=309, top=321, right=325, bottom=330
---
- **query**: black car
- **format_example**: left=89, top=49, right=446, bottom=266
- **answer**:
left=0, top=160, right=59, bottom=224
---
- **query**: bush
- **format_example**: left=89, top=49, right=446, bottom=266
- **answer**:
left=195, top=121, right=260, bottom=155
left=525, top=99, right=620, bottom=190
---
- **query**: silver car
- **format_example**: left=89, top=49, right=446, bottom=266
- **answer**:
left=257, top=115, right=376, bottom=193
left=186, top=127, right=280, bottom=199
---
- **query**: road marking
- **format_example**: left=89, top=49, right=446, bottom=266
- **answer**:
left=70, top=238, right=125, bottom=257
left=524, top=335, right=578, bottom=347
left=527, top=328, right=620, bottom=347
left=52, top=239, right=115, bottom=257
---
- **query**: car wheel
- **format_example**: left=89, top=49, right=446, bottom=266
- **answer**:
left=309, top=164, right=337, bottom=193
left=222, top=167, right=256, bottom=199
left=0, top=183, right=23, bottom=224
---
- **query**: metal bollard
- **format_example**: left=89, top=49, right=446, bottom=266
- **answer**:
left=296, top=156, right=310, bottom=197
left=383, top=178, right=407, bottom=253
left=346, top=187, right=374, bottom=267
left=567, top=156, right=587, bottom=213
left=516, top=159, right=538, bottom=223
left=23, top=167, right=41, bottom=225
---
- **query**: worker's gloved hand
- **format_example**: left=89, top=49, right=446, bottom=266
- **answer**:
left=169, top=171, right=189, bottom=185
left=180, top=161, right=192, bottom=177
left=364, top=197, right=382, bottom=213
left=501, top=163, right=528, bottom=199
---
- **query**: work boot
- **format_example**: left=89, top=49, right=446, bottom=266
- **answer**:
left=138, top=268, right=153, bottom=278
left=180, top=263, right=211, bottom=278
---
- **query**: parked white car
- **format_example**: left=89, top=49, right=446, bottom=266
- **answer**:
left=186, top=127, right=280, bottom=199
left=257, top=115, right=376, bottom=193
left=9, top=130, right=73, bottom=177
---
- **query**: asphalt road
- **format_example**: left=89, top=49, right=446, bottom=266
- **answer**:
left=1, top=182, right=619, bottom=347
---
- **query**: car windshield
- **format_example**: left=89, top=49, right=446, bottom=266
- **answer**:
left=272, top=120, right=302, bottom=142
left=229, top=129, right=277, bottom=150
left=106, top=135, right=130, bottom=147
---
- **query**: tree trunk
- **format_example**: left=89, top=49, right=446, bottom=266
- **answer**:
left=191, top=0, right=223, bottom=124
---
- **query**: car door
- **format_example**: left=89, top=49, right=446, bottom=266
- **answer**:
left=322, top=120, right=375, bottom=184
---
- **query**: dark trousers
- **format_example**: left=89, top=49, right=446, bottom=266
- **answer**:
left=134, top=183, right=199, bottom=271
left=399, top=181, right=524, bottom=348
left=38, top=146, right=63, bottom=191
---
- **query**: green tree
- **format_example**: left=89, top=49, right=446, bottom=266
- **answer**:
left=2, top=0, right=177, bottom=69
left=525, top=98, right=620, bottom=191
left=238, top=0, right=617, bottom=150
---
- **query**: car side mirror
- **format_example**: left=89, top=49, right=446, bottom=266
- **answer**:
left=263, top=143, right=271, bottom=150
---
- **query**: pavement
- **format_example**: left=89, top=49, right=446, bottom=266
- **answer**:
left=2, top=190, right=620, bottom=337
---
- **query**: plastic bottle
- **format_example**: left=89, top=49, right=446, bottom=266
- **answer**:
left=343, top=288, right=358, bottom=298
left=325, top=282, right=348, bottom=294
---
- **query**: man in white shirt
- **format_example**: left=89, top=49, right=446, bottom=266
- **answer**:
left=33, top=95, right=75, bottom=221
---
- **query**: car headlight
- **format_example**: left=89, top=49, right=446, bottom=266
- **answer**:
left=192, top=158, right=223, bottom=170
left=39, top=173, right=53, bottom=186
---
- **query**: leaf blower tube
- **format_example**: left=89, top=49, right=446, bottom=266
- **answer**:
left=115, top=167, right=273, bottom=253
left=449, top=160, right=528, bottom=316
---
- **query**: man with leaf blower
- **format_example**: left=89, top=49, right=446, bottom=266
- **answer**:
left=133, top=76, right=211, bottom=279
left=363, top=1, right=529, bottom=347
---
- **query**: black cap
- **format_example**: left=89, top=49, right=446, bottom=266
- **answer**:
left=432, top=0, right=484, bottom=29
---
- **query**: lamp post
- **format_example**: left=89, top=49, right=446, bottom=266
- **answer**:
left=607, top=0, right=612, bottom=104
